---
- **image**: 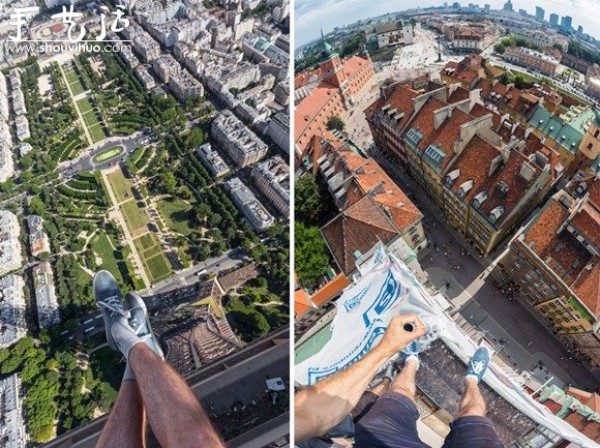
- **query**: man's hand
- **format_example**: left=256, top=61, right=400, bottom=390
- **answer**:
left=377, top=314, right=427, bottom=357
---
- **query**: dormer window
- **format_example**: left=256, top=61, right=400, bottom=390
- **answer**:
left=424, top=144, right=446, bottom=168
left=445, top=169, right=460, bottom=188
left=472, top=190, right=487, bottom=209
left=457, top=180, right=474, bottom=200
left=406, top=127, right=423, bottom=146
left=489, top=205, right=505, bottom=224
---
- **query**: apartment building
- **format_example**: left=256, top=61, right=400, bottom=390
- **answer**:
left=32, top=262, right=60, bottom=329
left=211, top=110, right=268, bottom=167
left=500, top=176, right=600, bottom=367
left=251, top=155, right=290, bottom=216
left=196, top=143, right=230, bottom=177
left=504, top=47, right=560, bottom=77
left=0, top=275, right=27, bottom=349
left=26, top=215, right=50, bottom=257
left=0, top=210, right=23, bottom=276
left=224, top=177, right=274, bottom=232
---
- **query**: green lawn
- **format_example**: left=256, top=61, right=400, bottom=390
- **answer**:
left=93, top=146, right=123, bottom=164
left=157, top=198, right=196, bottom=236
left=133, top=233, right=162, bottom=259
left=91, top=233, right=124, bottom=284
left=137, top=233, right=157, bottom=251
left=121, top=200, right=148, bottom=234
left=89, top=124, right=107, bottom=143
left=77, top=97, right=94, bottom=114
left=65, top=67, right=85, bottom=95
left=145, top=254, right=171, bottom=283
left=106, top=170, right=134, bottom=204
left=77, top=98, right=107, bottom=142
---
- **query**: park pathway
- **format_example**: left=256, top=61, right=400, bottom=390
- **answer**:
left=59, top=62, right=94, bottom=146
left=100, top=167, right=151, bottom=288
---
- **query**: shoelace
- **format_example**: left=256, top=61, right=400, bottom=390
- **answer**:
left=98, top=295, right=129, bottom=318
left=470, top=360, right=486, bottom=374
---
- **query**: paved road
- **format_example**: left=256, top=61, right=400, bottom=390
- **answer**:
left=143, top=249, right=243, bottom=295
left=369, top=147, right=600, bottom=390
left=57, top=132, right=147, bottom=177
left=67, top=252, right=241, bottom=339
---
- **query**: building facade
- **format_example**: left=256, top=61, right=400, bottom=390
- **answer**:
left=211, top=110, right=268, bottom=167
left=500, top=178, right=600, bottom=367
left=251, top=156, right=290, bottom=216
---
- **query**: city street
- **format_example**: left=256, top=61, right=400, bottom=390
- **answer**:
left=369, top=147, right=599, bottom=391
left=342, top=25, right=460, bottom=149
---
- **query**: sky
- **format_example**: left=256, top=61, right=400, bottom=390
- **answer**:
left=295, top=0, right=600, bottom=47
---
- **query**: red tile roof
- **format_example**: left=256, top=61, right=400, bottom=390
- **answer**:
left=407, top=96, right=448, bottom=152
left=427, top=108, right=474, bottom=170
left=447, top=85, right=471, bottom=103
left=295, top=83, right=341, bottom=142
left=571, top=257, right=600, bottom=317
left=321, top=195, right=401, bottom=275
left=295, top=288, right=312, bottom=317
left=311, top=274, right=352, bottom=308
left=523, top=200, right=593, bottom=287
left=486, top=65, right=505, bottom=78
left=447, top=134, right=541, bottom=226
left=365, top=84, right=420, bottom=131
left=448, top=135, right=499, bottom=202
left=564, top=412, right=600, bottom=442
left=339, top=152, right=423, bottom=231
left=342, top=55, right=371, bottom=79
left=572, top=203, right=600, bottom=249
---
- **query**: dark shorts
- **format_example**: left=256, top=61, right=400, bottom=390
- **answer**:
left=354, top=392, right=504, bottom=448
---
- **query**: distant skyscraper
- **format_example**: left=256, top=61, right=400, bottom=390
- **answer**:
left=535, top=6, right=544, bottom=21
left=503, top=0, right=513, bottom=12
left=549, top=13, right=559, bottom=26
left=484, top=4, right=490, bottom=13
left=577, top=25, right=584, bottom=36
left=561, top=15, right=573, bottom=31
left=518, top=8, right=527, bottom=16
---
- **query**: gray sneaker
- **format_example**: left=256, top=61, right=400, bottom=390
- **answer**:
left=93, top=270, right=130, bottom=351
left=124, top=292, right=164, bottom=359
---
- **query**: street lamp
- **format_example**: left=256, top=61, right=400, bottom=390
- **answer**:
left=436, top=36, right=443, bottom=62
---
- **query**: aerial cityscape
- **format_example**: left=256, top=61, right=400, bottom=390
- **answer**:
left=0, top=0, right=290, bottom=446
left=2, top=0, right=600, bottom=446
left=294, top=1, right=600, bottom=446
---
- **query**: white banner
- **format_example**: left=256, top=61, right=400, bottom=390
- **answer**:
left=295, top=245, right=600, bottom=447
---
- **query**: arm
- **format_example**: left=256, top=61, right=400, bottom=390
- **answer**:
left=295, top=314, right=426, bottom=442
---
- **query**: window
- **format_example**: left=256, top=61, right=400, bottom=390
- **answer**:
left=406, top=127, right=423, bottom=146
left=424, top=144, right=446, bottom=167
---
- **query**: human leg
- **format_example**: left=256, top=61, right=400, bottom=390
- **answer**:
left=129, top=343, right=224, bottom=448
left=94, top=272, right=221, bottom=448
left=354, top=356, right=428, bottom=448
left=96, top=381, right=146, bottom=448
left=441, top=347, right=503, bottom=448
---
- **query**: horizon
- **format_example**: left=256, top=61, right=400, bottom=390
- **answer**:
left=295, top=0, right=600, bottom=48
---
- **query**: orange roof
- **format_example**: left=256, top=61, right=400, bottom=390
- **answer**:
left=364, top=84, right=420, bottom=131
left=294, top=288, right=312, bottom=317
left=572, top=203, right=600, bottom=249
left=295, top=83, right=340, bottom=142
left=322, top=195, right=401, bottom=275
left=342, top=55, right=371, bottom=79
left=566, top=387, right=593, bottom=403
left=486, top=65, right=505, bottom=78
left=311, top=274, right=352, bottom=308
left=340, top=152, right=423, bottom=231
left=524, top=200, right=594, bottom=286
left=571, top=258, right=600, bottom=317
